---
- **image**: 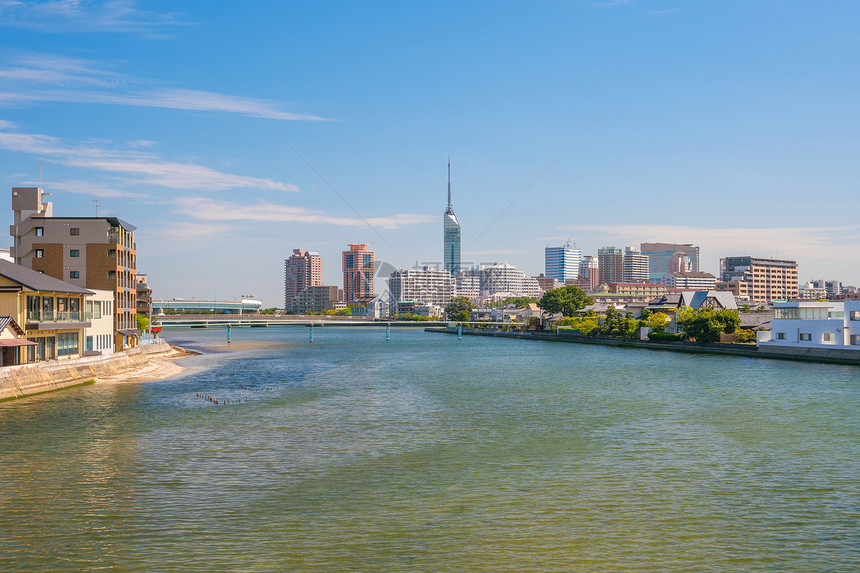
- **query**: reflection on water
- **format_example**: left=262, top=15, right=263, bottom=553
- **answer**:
left=1, top=327, right=858, bottom=571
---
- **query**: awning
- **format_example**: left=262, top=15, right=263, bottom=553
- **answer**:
left=118, top=329, right=140, bottom=337
left=0, top=339, right=38, bottom=347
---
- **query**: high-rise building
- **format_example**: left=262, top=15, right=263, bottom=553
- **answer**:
left=578, top=256, right=599, bottom=292
left=640, top=242, right=700, bottom=283
left=597, top=247, right=623, bottom=286
left=443, top=160, right=461, bottom=275
left=455, top=272, right=481, bottom=304
left=284, top=249, right=322, bottom=308
left=388, top=267, right=455, bottom=310
left=291, top=285, right=343, bottom=314
left=622, top=247, right=649, bottom=283
left=342, top=244, right=375, bottom=301
left=10, top=186, right=138, bottom=352
left=545, top=240, right=581, bottom=282
left=720, top=256, right=799, bottom=303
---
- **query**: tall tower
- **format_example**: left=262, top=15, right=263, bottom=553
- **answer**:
left=443, top=159, right=461, bottom=275
left=342, top=243, right=375, bottom=302
left=284, top=248, right=323, bottom=308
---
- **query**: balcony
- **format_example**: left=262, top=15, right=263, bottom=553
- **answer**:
left=26, top=310, right=92, bottom=330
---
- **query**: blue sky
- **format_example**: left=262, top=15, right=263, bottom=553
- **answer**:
left=1, top=0, right=858, bottom=306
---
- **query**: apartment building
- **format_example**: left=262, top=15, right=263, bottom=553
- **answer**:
left=662, top=271, right=717, bottom=290
left=284, top=249, right=322, bottom=308
left=291, top=285, right=343, bottom=314
left=597, top=247, right=623, bottom=285
left=720, top=256, right=799, bottom=303
left=389, top=267, right=455, bottom=309
left=622, top=247, right=649, bottom=283
left=10, top=187, right=138, bottom=351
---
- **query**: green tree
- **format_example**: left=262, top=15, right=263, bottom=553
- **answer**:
left=334, top=308, right=352, bottom=316
left=538, top=286, right=592, bottom=317
left=676, top=307, right=741, bottom=343
left=445, top=296, right=473, bottom=322
left=646, top=312, right=669, bottom=333
left=136, top=313, right=149, bottom=332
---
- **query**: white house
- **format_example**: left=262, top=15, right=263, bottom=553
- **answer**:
left=757, top=300, right=860, bottom=349
left=84, top=289, right=115, bottom=355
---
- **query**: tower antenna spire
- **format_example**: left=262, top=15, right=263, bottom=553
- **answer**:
left=447, top=155, right=452, bottom=210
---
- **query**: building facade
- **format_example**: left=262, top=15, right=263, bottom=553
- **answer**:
left=758, top=300, right=860, bottom=349
left=478, top=263, right=541, bottom=299
left=720, top=256, right=799, bottom=303
left=640, top=242, right=700, bottom=284
left=284, top=249, right=323, bottom=308
left=342, top=244, right=375, bottom=302
left=622, top=247, right=649, bottom=283
left=662, top=271, right=717, bottom=290
left=455, top=272, right=481, bottom=304
left=443, top=161, right=461, bottom=275
left=291, top=285, right=343, bottom=314
left=388, top=267, right=455, bottom=310
left=544, top=240, right=581, bottom=282
left=597, top=247, right=623, bottom=286
left=10, top=187, right=137, bottom=351
left=577, top=256, right=599, bottom=292
left=0, top=259, right=92, bottom=363
left=85, top=289, right=116, bottom=355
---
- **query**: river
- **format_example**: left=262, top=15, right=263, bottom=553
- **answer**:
left=1, top=327, right=857, bottom=571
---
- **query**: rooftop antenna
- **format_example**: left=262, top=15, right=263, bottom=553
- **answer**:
left=92, top=199, right=100, bottom=216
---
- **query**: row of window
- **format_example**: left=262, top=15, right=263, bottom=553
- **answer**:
left=86, top=334, right=112, bottom=352
left=35, top=227, right=80, bottom=236
left=775, top=332, right=860, bottom=345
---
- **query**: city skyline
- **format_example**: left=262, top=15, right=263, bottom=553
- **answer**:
left=0, top=1, right=858, bottom=306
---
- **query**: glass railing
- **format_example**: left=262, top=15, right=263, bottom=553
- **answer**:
left=27, top=311, right=93, bottom=323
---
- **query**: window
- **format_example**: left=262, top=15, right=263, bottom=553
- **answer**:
left=35, top=227, right=44, bottom=236
left=850, top=311, right=860, bottom=321
left=35, top=249, right=44, bottom=258
left=776, top=332, right=786, bottom=340
left=107, top=271, right=116, bottom=279
left=56, top=297, right=68, bottom=313
left=70, top=271, right=79, bottom=279
left=851, top=335, right=860, bottom=346
left=57, top=332, right=79, bottom=357
left=93, top=302, right=101, bottom=320
left=86, top=336, right=93, bottom=352
left=70, top=227, right=80, bottom=236
left=70, top=249, right=79, bottom=257
left=822, top=333, right=835, bottom=343
left=799, top=333, right=812, bottom=341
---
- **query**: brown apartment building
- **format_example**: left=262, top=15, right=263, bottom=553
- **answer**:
left=719, top=256, right=798, bottom=303
left=10, top=187, right=138, bottom=351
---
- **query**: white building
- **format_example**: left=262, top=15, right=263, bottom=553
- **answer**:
left=455, top=272, right=481, bottom=304
left=545, top=240, right=581, bottom=282
left=757, top=300, right=860, bottom=349
left=84, top=289, right=115, bottom=355
left=622, top=247, right=649, bottom=283
left=478, top=262, right=541, bottom=299
left=662, top=271, right=717, bottom=290
left=388, top=267, right=455, bottom=309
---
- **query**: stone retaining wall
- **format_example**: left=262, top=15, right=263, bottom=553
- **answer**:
left=0, top=342, right=173, bottom=401
left=426, top=327, right=860, bottom=366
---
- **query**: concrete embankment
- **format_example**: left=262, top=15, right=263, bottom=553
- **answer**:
left=426, top=327, right=860, bottom=366
left=0, top=342, right=182, bottom=401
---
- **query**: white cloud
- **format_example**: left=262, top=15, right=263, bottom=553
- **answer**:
left=153, top=222, right=239, bottom=240
left=50, top=179, right=147, bottom=198
left=0, top=122, right=298, bottom=192
left=0, top=53, right=330, bottom=120
left=174, top=196, right=434, bottom=230
left=0, top=0, right=184, bottom=34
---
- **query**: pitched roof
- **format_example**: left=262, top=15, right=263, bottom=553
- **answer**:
left=0, top=260, right=93, bottom=295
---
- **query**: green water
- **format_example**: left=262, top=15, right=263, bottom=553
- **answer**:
left=1, top=327, right=858, bottom=571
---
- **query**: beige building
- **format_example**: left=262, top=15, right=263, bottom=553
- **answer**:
left=720, top=256, right=799, bottom=303
left=10, top=187, right=138, bottom=351
left=291, top=285, right=343, bottom=314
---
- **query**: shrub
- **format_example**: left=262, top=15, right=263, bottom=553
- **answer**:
left=648, top=332, right=684, bottom=342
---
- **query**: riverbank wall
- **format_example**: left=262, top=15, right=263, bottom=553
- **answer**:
left=0, top=342, right=176, bottom=401
left=426, top=327, right=860, bottom=366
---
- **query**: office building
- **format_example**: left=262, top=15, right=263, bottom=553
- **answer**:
left=545, top=240, right=581, bottom=282
left=641, top=243, right=700, bottom=283
left=622, top=247, right=649, bottom=283
left=284, top=249, right=323, bottom=308
left=443, top=160, right=461, bottom=275
left=720, top=256, right=799, bottom=303
left=10, top=187, right=138, bottom=351
left=342, top=244, right=375, bottom=301
left=597, top=247, right=623, bottom=286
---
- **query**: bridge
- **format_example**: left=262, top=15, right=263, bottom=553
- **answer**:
left=153, top=315, right=450, bottom=329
